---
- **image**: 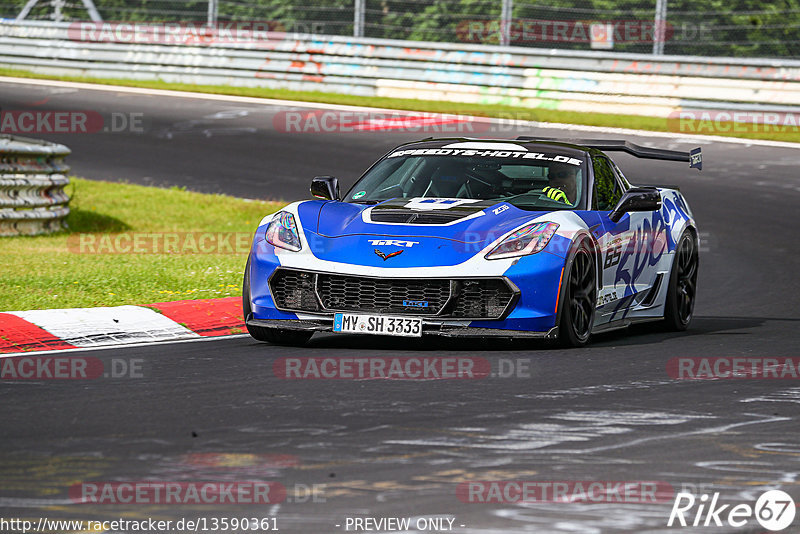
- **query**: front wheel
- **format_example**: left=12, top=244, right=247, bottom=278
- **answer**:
left=242, top=259, right=313, bottom=346
left=557, top=240, right=597, bottom=347
left=663, top=230, right=698, bottom=331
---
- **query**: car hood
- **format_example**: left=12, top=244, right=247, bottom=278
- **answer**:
left=290, top=198, right=561, bottom=268
left=300, top=198, right=549, bottom=243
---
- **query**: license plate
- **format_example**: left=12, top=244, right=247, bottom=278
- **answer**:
left=333, top=313, right=422, bottom=337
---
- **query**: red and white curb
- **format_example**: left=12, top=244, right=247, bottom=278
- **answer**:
left=0, top=297, right=245, bottom=354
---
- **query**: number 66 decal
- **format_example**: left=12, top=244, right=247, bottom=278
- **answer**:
left=604, top=240, right=623, bottom=269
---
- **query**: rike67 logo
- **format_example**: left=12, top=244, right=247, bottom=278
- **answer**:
left=668, top=490, right=796, bottom=531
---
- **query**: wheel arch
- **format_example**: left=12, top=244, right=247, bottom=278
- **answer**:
left=553, top=230, right=601, bottom=331
left=671, top=221, right=699, bottom=266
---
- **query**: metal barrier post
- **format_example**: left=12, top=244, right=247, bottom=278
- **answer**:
left=653, top=0, right=668, bottom=55
left=207, top=0, right=218, bottom=27
left=354, top=0, right=365, bottom=38
left=500, top=0, right=513, bottom=47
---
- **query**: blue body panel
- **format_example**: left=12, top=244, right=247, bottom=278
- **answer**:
left=248, top=239, right=299, bottom=321
left=470, top=250, right=565, bottom=332
left=312, top=200, right=545, bottom=241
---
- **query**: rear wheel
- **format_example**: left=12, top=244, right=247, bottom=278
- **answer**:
left=557, top=240, right=597, bottom=347
left=663, top=230, right=698, bottom=331
left=242, top=259, right=313, bottom=346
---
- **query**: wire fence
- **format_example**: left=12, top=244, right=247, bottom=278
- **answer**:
left=2, top=0, right=799, bottom=58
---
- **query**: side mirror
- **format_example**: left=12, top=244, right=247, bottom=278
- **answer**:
left=310, top=176, right=340, bottom=201
left=609, top=187, right=661, bottom=223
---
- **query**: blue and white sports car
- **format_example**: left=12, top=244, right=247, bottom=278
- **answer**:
left=243, top=137, right=701, bottom=346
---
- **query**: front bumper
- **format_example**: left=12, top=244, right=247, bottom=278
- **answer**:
left=246, top=317, right=559, bottom=339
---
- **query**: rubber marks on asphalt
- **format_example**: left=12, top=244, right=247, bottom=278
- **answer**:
left=144, top=297, right=244, bottom=336
left=1, top=298, right=245, bottom=354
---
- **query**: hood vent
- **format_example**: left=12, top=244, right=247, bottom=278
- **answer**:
left=370, top=209, right=469, bottom=225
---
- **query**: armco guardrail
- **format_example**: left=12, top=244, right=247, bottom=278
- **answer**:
left=2, top=21, right=800, bottom=120
left=0, top=134, right=71, bottom=236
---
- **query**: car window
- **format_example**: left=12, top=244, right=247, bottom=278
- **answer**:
left=593, top=156, right=623, bottom=211
left=358, top=157, right=417, bottom=199
left=347, top=152, right=586, bottom=211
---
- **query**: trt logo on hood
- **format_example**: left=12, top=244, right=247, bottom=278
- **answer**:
left=368, top=240, right=419, bottom=248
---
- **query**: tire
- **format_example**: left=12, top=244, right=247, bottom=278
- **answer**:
left=663, top=229, right=699, bottom=331
left=242, top=258, right=313, bottom=346
left=557, top=239, right=598, bottom=347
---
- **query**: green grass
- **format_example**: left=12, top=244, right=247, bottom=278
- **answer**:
left=2, top=67, right=799, bottom=144
left=0, top=178, right=282, bottom=311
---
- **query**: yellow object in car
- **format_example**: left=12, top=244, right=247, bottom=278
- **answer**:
left=543, top=186, right=569, bottom=204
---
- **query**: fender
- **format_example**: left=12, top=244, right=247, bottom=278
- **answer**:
left=553, top=231, right=600, bottom=333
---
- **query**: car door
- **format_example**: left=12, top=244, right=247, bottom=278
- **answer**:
left=593, top=155, right=662, bottom=323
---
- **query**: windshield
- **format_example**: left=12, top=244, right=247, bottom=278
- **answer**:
left=346, top=150, right=586, bottom=210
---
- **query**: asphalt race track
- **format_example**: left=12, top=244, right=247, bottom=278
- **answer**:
left=2, top=79, right=800, bottom=533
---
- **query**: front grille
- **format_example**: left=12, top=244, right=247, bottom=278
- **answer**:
left=318, top=274, right=450, bottom=315
left=269, top=268, right=517, bottom=319
left=269, top=269, right=319, bottom=311
left=451, top=279, right=515, bottom=319
left=370, top=210, right=467, bottom=225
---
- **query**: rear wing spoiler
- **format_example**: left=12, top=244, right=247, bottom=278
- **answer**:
left=516, top=137, right=702, bottom=171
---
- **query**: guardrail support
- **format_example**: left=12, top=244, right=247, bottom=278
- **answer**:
left=354, top=0, right=365, bottom=38
left=0, top=135, right=71, bottom=237
left=500, top=0, right=513, bottom=47
left=207, top=0, right=218, bottom=27
left=653, top=0, right=667, bottom=55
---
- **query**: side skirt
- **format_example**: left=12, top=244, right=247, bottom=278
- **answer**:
left=591, top=316, right=662, bottom=335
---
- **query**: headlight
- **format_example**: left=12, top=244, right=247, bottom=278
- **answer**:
left=485, top=221, right=559, bottom=260
left=265, top=212, right=302, bottom=252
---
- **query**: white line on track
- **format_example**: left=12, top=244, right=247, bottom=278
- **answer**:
left=0, top=333, right=250, bottom=359
left=3, top=75, right=800, bottom=150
